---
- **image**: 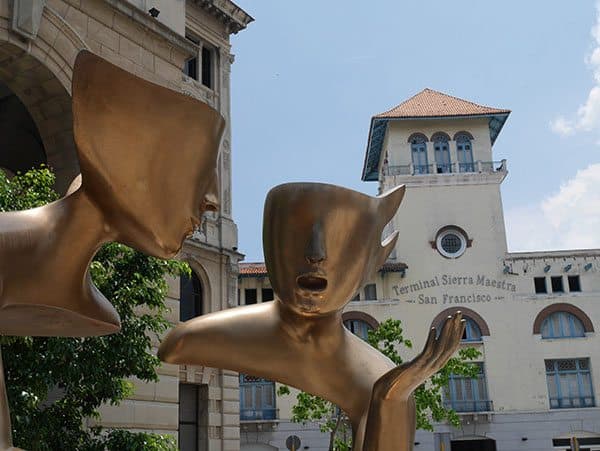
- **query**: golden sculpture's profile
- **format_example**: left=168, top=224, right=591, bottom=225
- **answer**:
left=0, top=50, right=224, bottom=450
left=159, top=182, right=465, bottom=451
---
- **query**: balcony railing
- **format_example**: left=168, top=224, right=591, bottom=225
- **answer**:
left=240, top=408, right=278, bottom=421
left=550, top=396, right=595, bottom=409
left=384, top=160, right=506, bottom=177
left=444, top=399, right=494, bottom=413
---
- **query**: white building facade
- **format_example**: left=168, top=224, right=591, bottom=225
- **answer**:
left=237, top=89, right=600, bottom=451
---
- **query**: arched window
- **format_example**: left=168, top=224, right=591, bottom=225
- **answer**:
left=533, top=303, right=594, bottom=336
left=541, top=312, right=585, bottom=338
left=432, top=307, right=490, bottom=338
left=180, top=271, right=203, bottom=321
left=462, top=318, right=483, bottom=342
left=344, top=319, right=373, bottom=341
left=432, top=132, right=451, bottom=174
left=409, top=133, right=429, bottom=174
left=455, top=132, right=474, bottom=173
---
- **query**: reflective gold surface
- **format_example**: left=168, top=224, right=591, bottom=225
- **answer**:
left=0, top=49, right=224, bottom=336
left=0, top=50, right=224, bottom=449
left=159, top=183, right=464, bottom=450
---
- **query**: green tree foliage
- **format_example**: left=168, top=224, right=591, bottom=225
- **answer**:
left=0, top=167, right=186, bottom=450
left=277, top=318, right=481, bottom=451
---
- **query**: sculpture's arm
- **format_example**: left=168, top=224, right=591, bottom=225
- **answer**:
left=158, top=303, right=278, bottom=376
left=359, top=312, right=464, bottom=451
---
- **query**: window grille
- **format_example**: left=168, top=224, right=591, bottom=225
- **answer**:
left=441, top=233, right=462, bottom=254
left=239, top=374, right=277, bottom=421
left=444, top=363, right=492, bottom=412
left=545, top=358, right=595, bottom=409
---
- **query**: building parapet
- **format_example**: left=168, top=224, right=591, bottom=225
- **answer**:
left=190, top=0, right=254, bottom=34
left=105, top=0, right=198, bottom=56
left=506, top=249, right=600, bottom=260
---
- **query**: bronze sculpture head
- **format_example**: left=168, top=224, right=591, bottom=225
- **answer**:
left=0, top=50, right=224, bottom=337
left=72, top=51, right=224, bottom=258
left=263, top=183, right=404, bottom=316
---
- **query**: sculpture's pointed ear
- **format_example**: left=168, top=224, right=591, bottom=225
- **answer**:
left=377, top=185, right=405, bottom=223
left=377, top=230, right=399, bottom=269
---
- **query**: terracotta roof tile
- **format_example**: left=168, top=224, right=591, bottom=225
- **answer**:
left=239, top=262, right=267, bottom=276
left=375, top=88, right=510, bottom=119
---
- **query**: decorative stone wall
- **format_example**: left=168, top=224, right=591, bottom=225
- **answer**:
left=0, top=0, right=251, bottom=449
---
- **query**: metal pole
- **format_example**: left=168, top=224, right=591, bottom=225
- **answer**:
left=571, top=436, right=579, bottom=451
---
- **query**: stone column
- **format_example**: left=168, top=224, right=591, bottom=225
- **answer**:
left=449, top=140, right=459, bottom=173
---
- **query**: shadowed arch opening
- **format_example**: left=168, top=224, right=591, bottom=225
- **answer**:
left=0, top=41, right=79, bottom=194
left=0, top=81, right=46, bottom=174
left=432, top=307, right=490, bottom=337
left=182, top=260, right=212, bottom=317
left=533, top=303, right=594, bottom=335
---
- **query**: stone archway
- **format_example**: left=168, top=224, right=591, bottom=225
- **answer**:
left=0, top=3, right=88, bottom=193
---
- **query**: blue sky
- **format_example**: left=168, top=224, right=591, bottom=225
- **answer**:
left=230, top=1, right=600, bottom=261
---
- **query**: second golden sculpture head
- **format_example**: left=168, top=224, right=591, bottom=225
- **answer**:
left=73, top=50, right=224, bottom=259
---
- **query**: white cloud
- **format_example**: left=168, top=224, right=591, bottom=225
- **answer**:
left=550, top=116, right=575, bottom=136
left=506, top=163, right=600, bottom=251
left=551, top=2, right=600, bottom=136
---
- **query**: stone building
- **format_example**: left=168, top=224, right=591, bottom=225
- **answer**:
left=0, top=0, right=252, bottom=449
left=238, top=89, right=600, bottom=451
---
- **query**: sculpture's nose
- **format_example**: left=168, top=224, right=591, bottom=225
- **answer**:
left=305, top=221, right=327, bottom=264
left=203, top=170, right=219, bottom=212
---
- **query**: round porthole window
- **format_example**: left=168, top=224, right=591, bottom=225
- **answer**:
left=436, top=228, right=467, bottom=258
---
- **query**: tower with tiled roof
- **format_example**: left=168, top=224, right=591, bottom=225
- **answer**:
left=363, top=88, right=511, bottom=270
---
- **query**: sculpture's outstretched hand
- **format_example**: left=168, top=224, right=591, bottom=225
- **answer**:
left=373, top=312, right=464, bottom=401
left=360, top=313, right=464, bottom=451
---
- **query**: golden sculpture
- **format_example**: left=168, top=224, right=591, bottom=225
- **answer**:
left=0, top=50, right=224, bottom=449
left=159, top=183, right=465, bottom=451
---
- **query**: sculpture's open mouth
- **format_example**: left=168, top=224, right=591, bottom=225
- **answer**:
left=296, top=274, right=328, bottom=292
